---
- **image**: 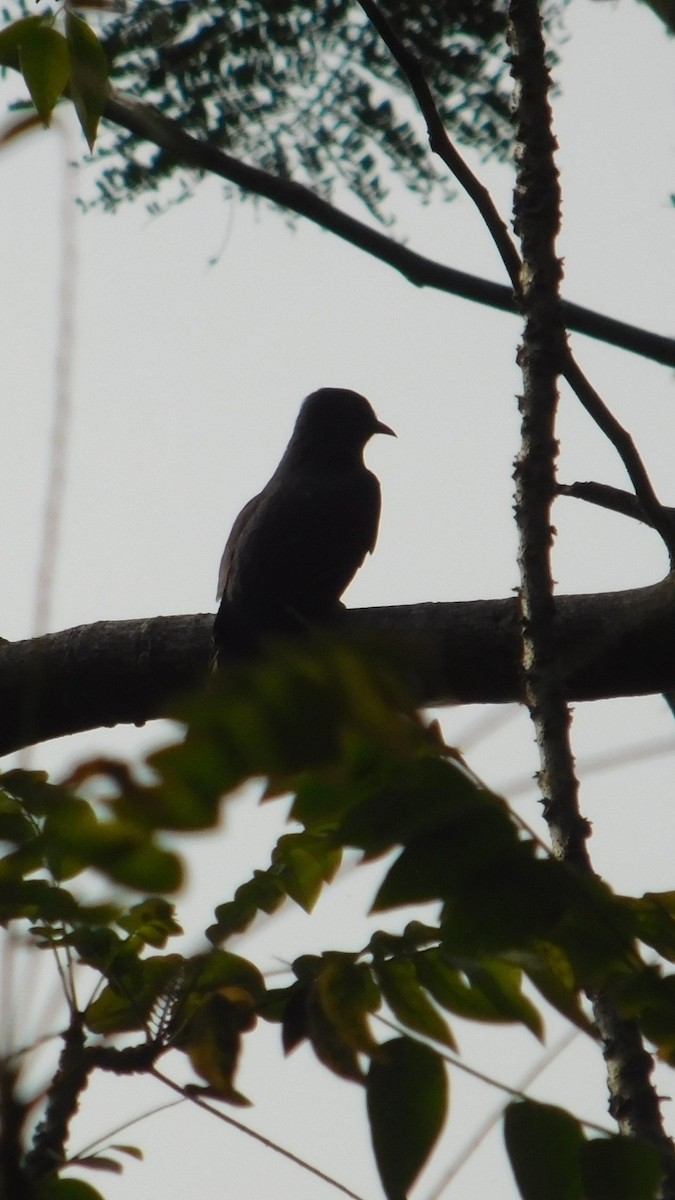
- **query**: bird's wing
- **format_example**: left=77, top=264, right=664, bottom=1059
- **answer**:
left=220, top=468, right=382, bottom=618
left=216, top=491, right=263, bottom=600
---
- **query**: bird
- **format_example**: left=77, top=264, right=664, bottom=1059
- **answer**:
left=214, top=387, right=395, bottom=661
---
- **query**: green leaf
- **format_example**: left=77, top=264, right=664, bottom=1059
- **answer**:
left=71, top=1156, right=122, bottom=1174
left=43, top=800, right=182, bottom=893
left=209, top=869, right=286, bottom=942
left=414, top=949, right=542, bottom=1034
left=0, top=790, right=36, bottom=845
left=0, top=16, right=48, bottom=71
left=372, top=798, right=522, bottom=914
left=272, top=832, right=342, bottom=912
left=367, top=1037, right=447, bottom=1200
left=611, top=969, right=675, bottom=1064
left=316, top=954, right=380, bottom=1055
left=1, top=768, right=71, bottom=816
left=185, top=949, right=266, bottom=1003
left=108, top=1144, right=143, bottom=1161
left=276, top=982, right=310, bottom=1053
left=306, top=987, right=363, bottom=1081
left=509, top=943, right=596, bottom=1037
left=581, top=1136, right=662, bottom=1200
left=459, top=958, right=544, bottom=1039
left=65, top=12, right=108, bottom=150
left=19, top=25, right=70, bottom=123
left=376, top=958, right=456, bottom=1049
left=0, top=879, right=80, bottom=924
left=85, top=954, right=183, bottom=1034
left=37, top=1179, right=106, bottom=1200
left=117, top=898, right=183, bottom=947
left=625, top=891, right=675, bottom=963
left=504, top=1100, right=585, bottom=1200
left=180, top=993, right=251, bottom=1104
left=340, top=756, right=507, bottom=859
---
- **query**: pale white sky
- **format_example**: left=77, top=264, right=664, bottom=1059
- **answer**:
left=1, top=2, right=675, bottom=1198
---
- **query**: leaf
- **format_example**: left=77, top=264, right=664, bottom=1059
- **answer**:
left=414, top=949, right=542, bottom=1034
left=37, top=1179, right=106, bottom=1200
left=117, top=898, right=183, bottom=947
left=108, top=1144, right=143, bottom=1161
left=315, top=954, right=380, bottom=1055
left=611, top=969, right=675, bottom=1063
left=0, top=791, right=36, bottom=844
left=503, top=1100, right=585, bottom=1200
left=0, top=879, right=80, bottom=924
left=1, top=768, right=71, bottom=816
left=509, top=943, right=596, bottom=1037
left=279, top=983, right=310, bottom=1054
left=460, top=958, right=544, bottom=1040
left=0, top=16, right=48, bottom=71
left=376, top=958, right=456, bottom=1049
left=186, top=949, right=266, bottom=1003
left=340, top=756, right=507, bottom=859
left=66, top=12, right=108, bottom=150
left=181, top=993, right=251, bottom=1104
left=367, top=1037, right=447, bottom=1200
left=85, top=954, right=183, bottom=1034
left=625, top=891, right=675, bottom=963
left=272, top=832, right=342, bottom=912
left=581, top=1136, right=662, bottom=1200
left=372, top=801, right=521, bottom=914
left=71, top=1155, right=123, bottom=1174
left=19, top=25, right=70, bottom=124
left=42, top=800, right=183, bottom=893
left=307, top=988, right=364, bottom=1082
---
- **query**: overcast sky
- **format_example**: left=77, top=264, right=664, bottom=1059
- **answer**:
left=2, top=2, right=675, bottom=1198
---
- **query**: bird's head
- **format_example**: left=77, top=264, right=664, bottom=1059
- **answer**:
left=291, top=388, right=395, bottom=463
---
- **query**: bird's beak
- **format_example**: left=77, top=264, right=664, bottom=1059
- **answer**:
left=374, top=420, right=396, bottom=437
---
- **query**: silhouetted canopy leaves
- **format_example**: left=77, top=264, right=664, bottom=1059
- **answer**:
left=92, top=0, right=533, bottom=214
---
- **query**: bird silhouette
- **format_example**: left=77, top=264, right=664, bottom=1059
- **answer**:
left=214, top=387, right=395, bottom=661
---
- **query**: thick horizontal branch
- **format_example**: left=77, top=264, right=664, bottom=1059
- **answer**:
left=102, top=90, right=675, bottom=370
left=2, top=579, right=675, bottom=755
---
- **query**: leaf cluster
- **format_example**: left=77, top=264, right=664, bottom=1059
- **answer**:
left=0, top=10, right=108, bottom=148
left=2, top=640, right=675, bottom=1200
left=86, top=0, right=518, bottom=214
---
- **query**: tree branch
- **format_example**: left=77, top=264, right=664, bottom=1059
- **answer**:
left=356, top=0, right=521, bottom=290
left=508, top=0, right=586, bottom=862
left=509, top=2, right=675, bottom=1185
left=354, top=2, right=675, bottom=569
left=101, top=90, right=675, bottom=370
left=558, top=481, right=675, bottom=530
left=2, top=582, right=675, bottom=756
left=560, top=356, right=675, bottom=565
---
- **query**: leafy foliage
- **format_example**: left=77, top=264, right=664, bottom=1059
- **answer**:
left=92, top=0, right=516, bottom=215
left=1, top=0, right=528, bottom=214
left=367, top=1036, right=448, bottom=1200
left=2, top=640, right=675, bottom=1198
left=0, top=10, right=108, bottom=147
left=504, top=1101, right=663, bottom=1200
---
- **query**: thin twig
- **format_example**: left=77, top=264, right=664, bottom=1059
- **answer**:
left=557, top=481, right=661, bottom=526
left=560, top=355, right=675, bottom=564
left=424, top=1029, right=580, bottom=1200
left=151, top=1068, right=367, bottom=1200
left=355, top=0, right=522, bottom=289
left=374, top=1015, right=612, bottom=1137
left=100, top=91, right=675, bottom=369
left=352, top=3, right=675, bottom=569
